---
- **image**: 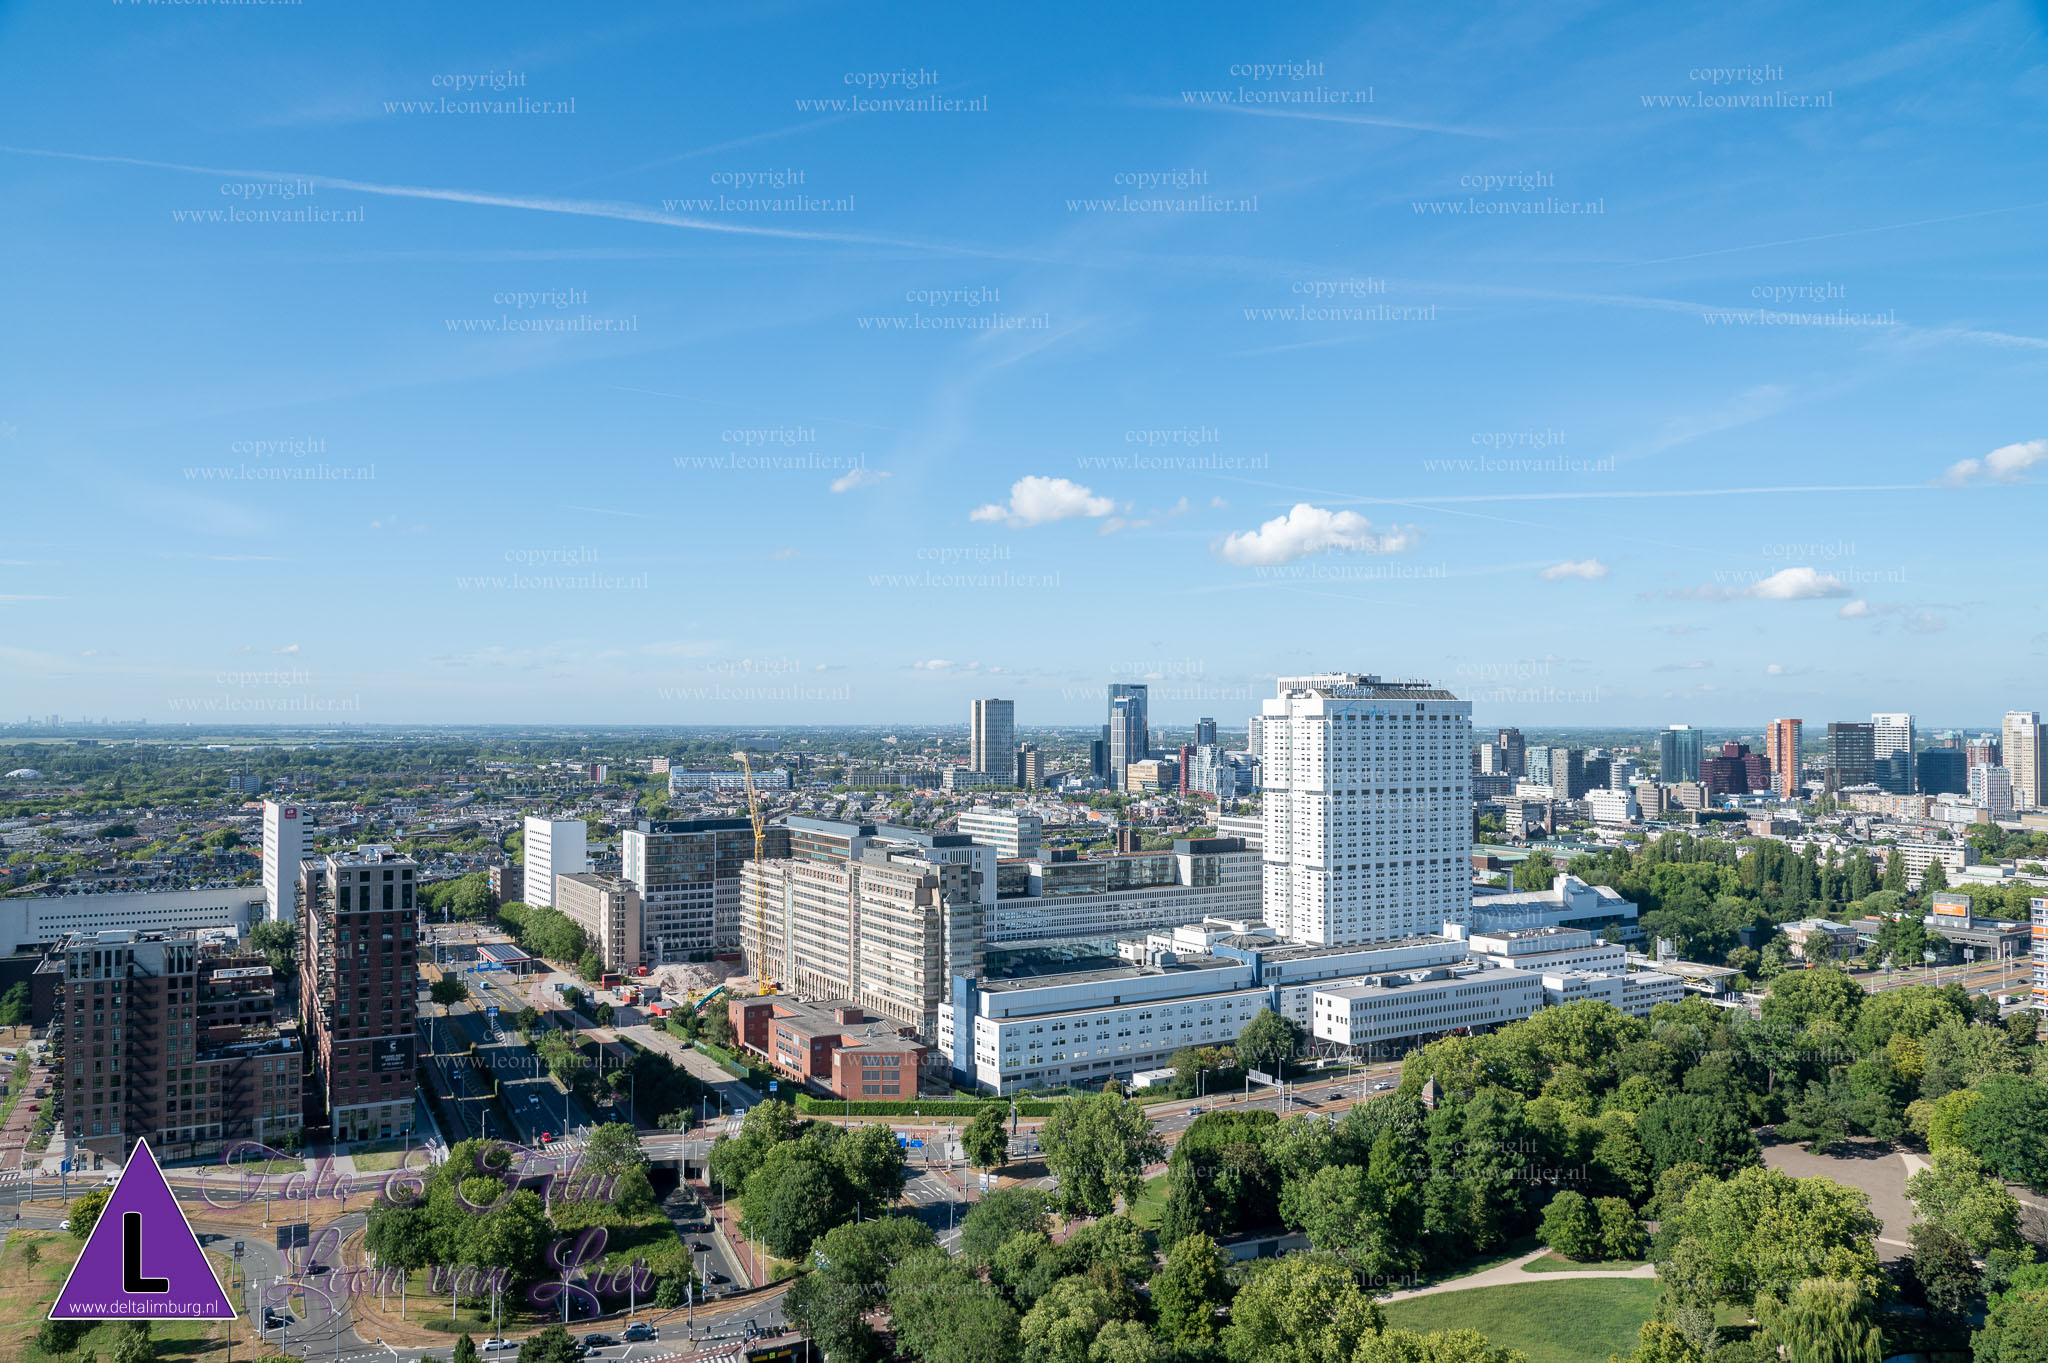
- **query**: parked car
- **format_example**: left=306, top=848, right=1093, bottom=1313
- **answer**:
left=690, top=1239, right=711, bottom=1252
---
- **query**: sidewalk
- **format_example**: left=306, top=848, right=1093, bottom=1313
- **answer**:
left=1379, top=1248, right=1656, bottom=1302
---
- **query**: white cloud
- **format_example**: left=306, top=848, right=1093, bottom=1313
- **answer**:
left=1941, top=437, right=2047, bottom=486
left=970, top=476, right=1117, bottom=527
left=274, top=643, right=300, bottom=655
left=830, top=467, right=891, bottom=494
left=1213, top=503, right=1418, bottom=566
left=1540, top=558, right=1608, bottom=581
left=1682, top=566, right=1852, bottom=602
left=1838, top=600, right=1871, bottom=619
left=769, top=547, right=799, bottom=561
left=1765, top=663, right=1812, bottom=676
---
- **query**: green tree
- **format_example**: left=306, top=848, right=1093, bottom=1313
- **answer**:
left=111, top=1323, right=152, bottom=1363
left=20, top=1242, right=40, bottom=1272
left=430, top=976, right=469, bottom=1008
left=1513, top=851, right=1559, bottom=892
left=744, top=1152, right=843, bottom=1259
left=1976, top=1277, right=2048, bottom=1363
left=1151, top=1231, right=1230, bottom=1346
left=1089, top=1320, right=1164, bottom=1363
left=1284, top=1155, right=1420, bottom=1278
left=453, top=1335, right=481, bottom=1363
left=1595, top=1197, right=1646, bottom=1260
left=0, top=982, right=29, bottom=1026
left=1662, top=1167, right=1882, bottom=1309
left=887, top=1247, right=1022, bottom=1363
left=1023, top=1277, right=1122, bottom=1363
left=1538, top=1191, right=1600, bottom=1260
left=1882, top=847, right=1908, bottom=895
left=595, top=1002, right=615, bottom=1028
left=1908, top=1221, right=1978, bottom=1326
left=1636, top=1093, right=1761, bottom=1179
left=1907, top=1145, right=2023, bottom=1254
left=788, top=1217, right=936, bottom=1363
left=1219, top=1254, right=1384, bottom=1363
left=249, top=919, right=299, bottom=976
left=518, top=1323, right=583, bottom=1363
left=1234, top=1008, right=1305, bottom=1079
left=1957, top=1074, right=2048, bottom=1190
left=1039, top=1089, right=1164, bottom=1218
left=965, top=1104, right=1010, bottom=1171
left=1754, top=1279, right=1881, bottom=1363
left=578, top=949, right=605, bottom=981
left=68, top=1185, right=112, bottom=1241
left=828, top=1120, right=910, bottom=1212
left=961, top=1186, right=1050, bottom=1268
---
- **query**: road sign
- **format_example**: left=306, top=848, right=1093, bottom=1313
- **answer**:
left=50, top=1139, right=234, bottom=1321
left=59, top=1158, right=70, bottom=1174
left=275, top=1223, right=310, bottom=1251
left=768, top=1081, right=777, bottom=1092
left=487, top=1005, right=499, bottom=1018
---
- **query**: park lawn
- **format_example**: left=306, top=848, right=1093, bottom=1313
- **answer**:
left=0, top=1231, right=231, bottom=1362
left=1126, top=1173, right=1169, bottom=1230
left=1380, top=1278, right=1661, bottom=1363
left=1521, top=1251, right=1650, bottom=1273
left=352, top=1150, right=413, bottom=1172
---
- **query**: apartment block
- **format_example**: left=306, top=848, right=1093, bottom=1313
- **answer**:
left=261, top=801, right=307, bottom=925
left=1259, top=673, right=1473, bottom=946
left=51, top=929, right=303, bottom=1166
left=1766, top=719, right=1802, bottom=799
left=521, top=817, right=588, bottom=910
left=555, top=873, right=643, bottom=972
left=297, top=848, right=419, bottom=1144
left=2004, top=712, right=2043, bottom=809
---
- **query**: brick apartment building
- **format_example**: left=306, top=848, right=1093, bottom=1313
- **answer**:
left=47, top=928, right=303, bottom=1168
left=298, top=848, right=420, bottom=1143
left=728, top=996, right=926, bottom=1100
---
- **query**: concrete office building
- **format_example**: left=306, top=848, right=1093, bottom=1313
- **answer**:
left=521, top=816, right=588, bottom=910
left=622, top=817, right=787, bottom=958
left=1107, top=684, right=1149, bottom=790
left=1766, top=719, right=1803, bottom=799
left=2004, top=712, right=2043, bottom=809
left=728, top=996, right=926, bottom=1099
left=741, top=834, right=985, bottom=1040
left=957, top=808, right=1044, bottom=860
left=1015, top=744, right=1045, bottom=791
left=988, top=839, right=1260, bottom=950
left=1467, top=874, right=1643, bottom=940
left=1586, top=788, right=1641, bottom=825
left=1312, top=967, right=1546, bottom=1049
left=555, top=873, right=643, bottom=972
left=261, top=800, right=307, bottom=925
left=52, top=930, right=303, bottom=1166
left=297, top=848, right=419, bottom=1145
left=1659, top=725, right=1704, bottom=783
left=1259, top=673, right=1472, bottom=946
left=0, top=888, right=265, bottom=954
left=1496, top=728, right=1526, bottom=778
left=1873, top=713, right=1916, bottom=793
left=970, top=699, right=1015, bottom=777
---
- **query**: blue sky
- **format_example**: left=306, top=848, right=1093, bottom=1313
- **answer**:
left=2, top=0, right=2043, bottom=731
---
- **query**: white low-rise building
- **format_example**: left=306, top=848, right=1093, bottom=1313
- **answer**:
left=1311, top=966, right=1545, bottom=1047
left=1463, top=925, right=1625, bottom=974
left=1586, top=788, right=1641, bottom=825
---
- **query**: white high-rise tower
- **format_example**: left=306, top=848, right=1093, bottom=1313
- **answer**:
left=522, top=816, right=590, bottom=909
left=2004, top=711, right=2043, bottom=810
left=261, top=800, right=306, bottom=924
left=1259, top=673, right=1472, bottom=946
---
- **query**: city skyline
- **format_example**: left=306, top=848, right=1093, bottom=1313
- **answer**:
left=4, top=2, right=2044, bottom=725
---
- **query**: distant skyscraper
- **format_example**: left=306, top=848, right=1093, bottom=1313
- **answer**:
left=1766, top=719, right=1802, bottom=800
left=970, top=699, right=1015, bottom=777
left=1259, top=673, right=1471, bottom=946
left=1526, top=745, right=1552, bottom=787
left=1871, top=712, right=1916, bottom=793
left=1917, top=748, right=1967, bottom=797
left=261, top=800, right=306, bottom=925
left=1015, top=743, right=1045, bottom=791
left=1972, top=764, right=2016, bottom=817
left=2003, top=711, right=2042, bottom=809
left=1550, top=747, right=1586, bottom=800
left=1826, top=722, right=1876, bottom=791
left=1496, top=728, right=1526, bottom=778
left=1966, top=735, right=2002, bottom=774
left=1089, top=737, right=1110, bottom=781
left=1107, top=684, right=1149, bottom=790
left=1195, top=717, right=1218, bottom=748
left=1659, top=725, right=1703, bottom=783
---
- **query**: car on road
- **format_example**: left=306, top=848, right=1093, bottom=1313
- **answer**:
left=622, top=1323, right=658, bottom=1341
left=583, top=1334, right=619, bottom=1349
left=707, top=1270, right=729, bottom=1284
left=1371, top=1081, right=1394, bottom=1092
left=481, top=1339, right=517, bottom=1353
left=690, top=1239, right=711, bottom=1252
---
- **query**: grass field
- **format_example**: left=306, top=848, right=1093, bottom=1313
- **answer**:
left=1521, top=1251, right=1650, bottom=1273
left=1380, top=1278, right=1661, bottom=1363
left=1126, top=1173, right=1169, bottom=1230
left=0, top=1229, right=239, bottom=1363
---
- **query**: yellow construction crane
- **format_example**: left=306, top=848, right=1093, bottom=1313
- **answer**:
left=732, top=750, right=774, bottom=995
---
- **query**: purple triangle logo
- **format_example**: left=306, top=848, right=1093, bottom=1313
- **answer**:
left=50, top=1139, right=236, bottom=1320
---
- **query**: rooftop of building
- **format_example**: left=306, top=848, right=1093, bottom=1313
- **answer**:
left=324, top=846, right=417, bottom=868
left=976, top=952, right=1243, bottom=993
left=746, top=996, right=923, bottom=1051
left=635, top=817, right=754, bottom=834
left=1316, top=963, right=1513, bottom=1000
left=1273, top=673, right=1463, bottom=700
left=1239, top=933, right=1457, bottom=961
left=1470, top=925, right=1593, bottom=943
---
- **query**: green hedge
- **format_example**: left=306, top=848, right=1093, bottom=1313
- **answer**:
left=794, top=1096, right=1058, bottom=1117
